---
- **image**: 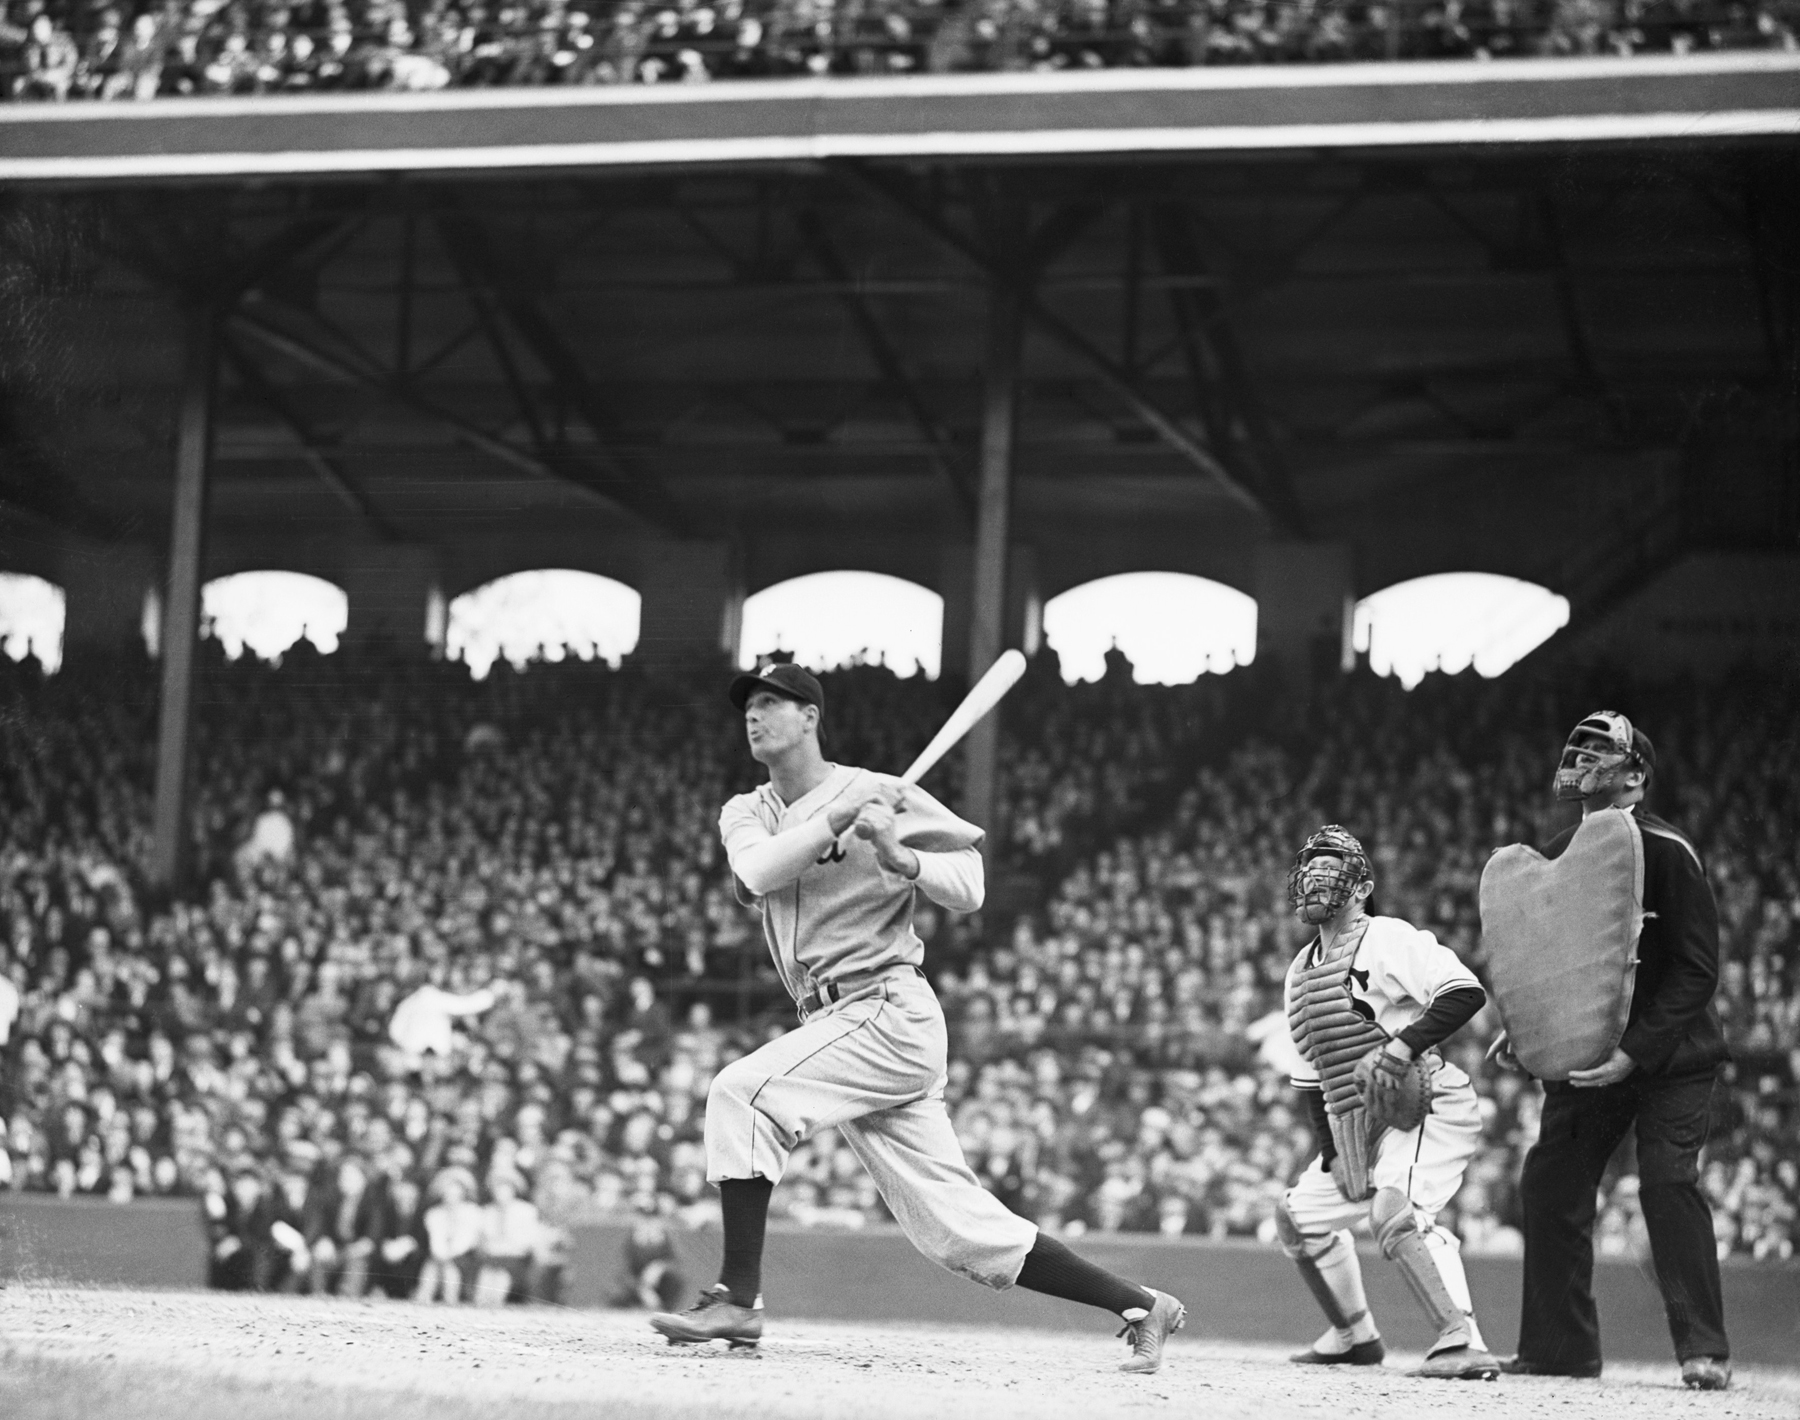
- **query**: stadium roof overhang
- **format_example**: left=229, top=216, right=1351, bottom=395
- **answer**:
left=0, top=55, right=1795, bottom=628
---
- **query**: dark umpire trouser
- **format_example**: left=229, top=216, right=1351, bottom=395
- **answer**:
left=1517, top=1071, right=1729, bottom=1370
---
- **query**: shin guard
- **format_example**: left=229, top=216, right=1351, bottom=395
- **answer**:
left=1370, top=1189, right=1470, bottom=1354
left=1276, top=1201, right=1369, bottom=1331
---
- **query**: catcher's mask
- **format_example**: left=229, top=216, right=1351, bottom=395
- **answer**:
left=1287, top=825, right=1372, bottom=925
left=1553, top=710, right=1647, bottom=803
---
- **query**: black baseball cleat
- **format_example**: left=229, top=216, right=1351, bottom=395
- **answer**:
left=1290, top=1338, right=1386, bottom=1366
left=1499, top=1355, right=1602, bottom=1378
left=1681, top=1357, right=1731, bottom=1391
left=650, top=1284, right=764, bottom=1351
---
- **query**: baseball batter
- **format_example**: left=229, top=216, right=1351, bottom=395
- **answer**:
left=650, top=662, right=1187, bottom=1372
left=1275, top=826, right=1499, bottom=1380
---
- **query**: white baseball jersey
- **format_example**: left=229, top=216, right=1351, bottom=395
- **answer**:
left=720, top=764, right=983, bottom=1006
left=1282, top=914, right=1486, bottom=1240
left=1283, top=915, right=1482, bottom=1091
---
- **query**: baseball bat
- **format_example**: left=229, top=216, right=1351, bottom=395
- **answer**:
left=899, top=648, right=1028, bottom=785
left=835, top=648, right=1029, bottom=849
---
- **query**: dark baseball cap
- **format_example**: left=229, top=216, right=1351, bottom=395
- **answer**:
left=728, top=662, right=825, bottom=715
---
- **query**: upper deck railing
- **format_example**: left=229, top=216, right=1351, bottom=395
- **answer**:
left=1, top=36, right=1795, bottom=181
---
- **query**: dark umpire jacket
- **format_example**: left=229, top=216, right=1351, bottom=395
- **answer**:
left=1543, top=806, right=1730, bottom=1080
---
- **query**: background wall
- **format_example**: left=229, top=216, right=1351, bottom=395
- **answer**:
left=4, top=1197, right=1796, bottom=1366
left=1576, top=552, right=1800, bottom=674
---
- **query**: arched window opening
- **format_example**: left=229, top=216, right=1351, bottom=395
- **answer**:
left=202, top=572, right=348, bottom=661
left=1353, top=573, right=1570, bottom=689
left=447, top=570, right=640, bottom=680
left=738, top=572, right=942, bottom=678
left=1043, top=573, right=1256, bottom=685
left=0, top=573, right=65, bottom=674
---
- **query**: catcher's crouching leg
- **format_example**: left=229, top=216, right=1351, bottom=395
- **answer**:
left=1275, top=1198, right=1384, bottom=1366
left=1369, top=1189, right=1498, bottom=1380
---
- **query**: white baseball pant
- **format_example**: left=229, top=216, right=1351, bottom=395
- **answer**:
left=704, top=970, right=1038, bottom=1290
left=1283, top=1065, right=1486, bottom=1319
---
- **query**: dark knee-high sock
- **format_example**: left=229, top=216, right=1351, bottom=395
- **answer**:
left=1014, top=1233, right=1155, bottom=1317
left=717, top=1177, right=774, bottom=1307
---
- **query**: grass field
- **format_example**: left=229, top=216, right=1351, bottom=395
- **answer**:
left=3, top=1286, right=1796, bottom=1420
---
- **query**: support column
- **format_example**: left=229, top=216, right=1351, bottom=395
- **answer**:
left=150, top=306, right=215, bottom=892
left=937, top=545, right=972, bottom=684
left=940, top=541, right=1039, bottom=684
left=962, top=278, right=1021, bottom=839
left=634, top=540, right=742, bottom=670
left=341, top=544, right=443, bottom=655
left=1253, top=541, right=1354, bottom=691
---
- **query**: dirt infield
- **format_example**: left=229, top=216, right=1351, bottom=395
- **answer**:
left=2, top=1287, right=1795, bottom=1420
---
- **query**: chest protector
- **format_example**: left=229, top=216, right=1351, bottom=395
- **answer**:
left=1286, top=918, right=1386, bottom=1200
left=1479, top=806, right=1644, bottom=1081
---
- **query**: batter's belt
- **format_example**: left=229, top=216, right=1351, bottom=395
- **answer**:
left=798, top=963, right=927, bottom=1018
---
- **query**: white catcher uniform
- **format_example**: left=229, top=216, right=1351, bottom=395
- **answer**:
left=1280, top=914, right=1490, bottom=1351
left=708, top=764, right=1038, bottom=1289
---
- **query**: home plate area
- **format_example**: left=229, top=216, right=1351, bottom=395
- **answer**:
left=2, top=1288, right=1796, bottom=1420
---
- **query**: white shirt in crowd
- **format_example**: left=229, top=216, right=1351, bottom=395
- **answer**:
left=242, top=807, right=296, bottom=865
left=481, top=1196, right=542, bottom=1259
left=389, top=985, right=496, bottom=1057
left=0, top=974, right=20, bottom=1047
left=425, top=1199, right=485, bottom=1260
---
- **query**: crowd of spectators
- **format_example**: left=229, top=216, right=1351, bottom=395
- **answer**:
left=0, top=641, right=1227, bottom=1286
left=2, top=0, right=1794, bottom=104
left=0, top=640, right=1793, bottom=1301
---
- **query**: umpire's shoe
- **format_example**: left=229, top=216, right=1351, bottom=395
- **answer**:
left=1681, top=1357, right=1731, bottom=1391
left=650, top=1284, right=764, bottom=1350
left=1118, top=1290, right=1186, bottom=1374
left=1499, top=1355, right=1602, bottom=1378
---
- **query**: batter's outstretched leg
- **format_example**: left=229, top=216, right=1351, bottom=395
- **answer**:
left=839, top=1099, right=1186, bottom=1374
left=1012, top=1233, right=1187, bottom=1374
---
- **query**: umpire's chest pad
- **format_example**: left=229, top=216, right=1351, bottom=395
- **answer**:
left=1479, top=806, right=1644, bottom=1081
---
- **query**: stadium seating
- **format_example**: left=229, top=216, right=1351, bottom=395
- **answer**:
left=0, top=643, right=1792, bottom=1301
left=3, top=0, right=1795, bottom=104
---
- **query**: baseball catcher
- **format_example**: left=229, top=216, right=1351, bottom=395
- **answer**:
left=1485, top=711, right=1732, bottom=1390
left=1275, top=826, right=1498, bottom=1380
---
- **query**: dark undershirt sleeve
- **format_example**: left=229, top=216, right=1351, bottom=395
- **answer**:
left=1397, top=984, right=1486, bottom=1057
left=1297, top=1085, right=1335, bottom=1165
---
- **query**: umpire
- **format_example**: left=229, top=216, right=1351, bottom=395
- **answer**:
left=1499, top=711, right=1731, bottom=1389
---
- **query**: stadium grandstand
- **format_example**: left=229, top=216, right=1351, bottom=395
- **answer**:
left=0, top=0, right=1795, bottom=101
left=0, top=27, right=1794, bottom=1319
left=2, top=652, right=1796, bottom=1278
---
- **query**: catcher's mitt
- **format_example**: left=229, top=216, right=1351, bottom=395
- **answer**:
left=1352, top=1046, right=1433, bottom=1133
